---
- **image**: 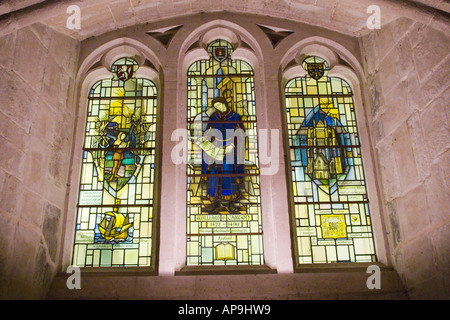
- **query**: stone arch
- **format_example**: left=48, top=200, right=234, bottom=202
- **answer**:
left=77, top=37, right=162, bottom=89
left=280, top=36, right=364, bottom=88
left=179, top=20, right=264, bottom=76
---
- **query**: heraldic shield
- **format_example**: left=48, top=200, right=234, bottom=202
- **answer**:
left=116, top=64, right=135, bottom=82
left=89, top=86, right=153, bottom=199
left=86, top=78, right=155, bottom=245
left=293, top=100, right=351, bottom=196
left=307, top=62, right=325, bottom=80
left=212, top=46, right=229, bottom=63
left=84, top=58, right=153, bottom=202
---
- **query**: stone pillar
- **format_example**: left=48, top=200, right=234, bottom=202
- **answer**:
left=0, top=23, right=79, bottom=299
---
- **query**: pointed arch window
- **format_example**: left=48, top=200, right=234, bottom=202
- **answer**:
left=185, top=39, right=265, bottom=266
left=284, top=56, right=377, bottom=267
left=72, top=57, right=159, bottom=269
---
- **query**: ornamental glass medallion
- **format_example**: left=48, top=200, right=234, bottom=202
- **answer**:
left=285, top=56, right=377, bottom=265
left=72, top=58, right=158, bottom=268
left=186, top=40, right=265, bottom=266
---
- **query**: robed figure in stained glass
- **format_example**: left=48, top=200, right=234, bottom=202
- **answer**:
left=196, top=96, right=245, bottom=213
left=186, top=39, right=265, bottom=266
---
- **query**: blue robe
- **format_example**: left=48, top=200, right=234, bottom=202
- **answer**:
left=202, top=109, right=245, bottom=201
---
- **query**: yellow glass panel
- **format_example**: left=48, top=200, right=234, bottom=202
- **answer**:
left=321, top=215, right=347, bottom=239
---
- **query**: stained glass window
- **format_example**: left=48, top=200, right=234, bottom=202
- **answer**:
left=186, top=39, right=265, bottom=266
left=284, top=56, right=376, bottom=265
left=72, top=57, right=158, bottom=268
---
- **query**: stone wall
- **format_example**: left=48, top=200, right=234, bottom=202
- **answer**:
left=360, top=17, right=449, bottom=299
left=0, top=23, right=79, bottom=299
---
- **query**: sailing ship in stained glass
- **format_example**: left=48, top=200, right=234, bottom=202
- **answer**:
left=285, top=56, right=376, bottom=265
left=186, top=40, right=265, bottom=266
left=72, top=58, right=158, bottom=268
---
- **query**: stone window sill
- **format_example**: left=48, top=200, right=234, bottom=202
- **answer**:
left=294, top=262, right=392, bottom=273
left=74, top=266, right=158, bottom=276
left=175, top=265, right=277, bottom=276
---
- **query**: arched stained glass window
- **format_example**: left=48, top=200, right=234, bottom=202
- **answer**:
left=186, top=39, right=265, bottom=266
left=72, top=57, right=159, bottom=269
left=284, top=56, right=376, bottom=266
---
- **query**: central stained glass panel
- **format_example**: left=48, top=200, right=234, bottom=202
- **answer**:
left=72, top=57, right=158, bottom=268
left=186, top=39, right=264, bottom=266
